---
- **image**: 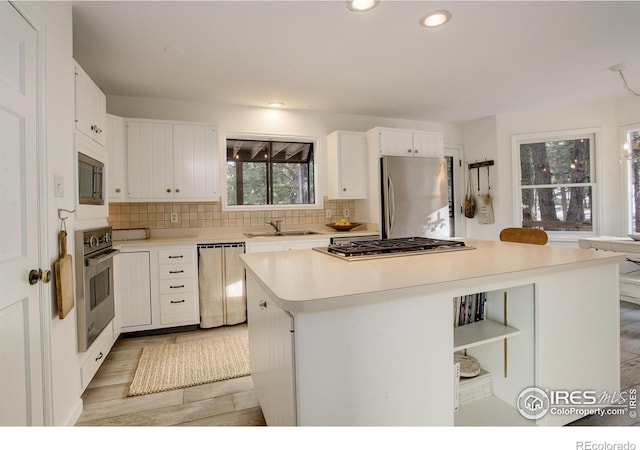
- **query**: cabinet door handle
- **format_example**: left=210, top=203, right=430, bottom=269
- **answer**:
left=258, top=300, right=268, bottom=310
left=168, top=255, right=183, bottom=259
left=175, top=188, right=180, bottom=193
left=95, top=352, right=104, bottom=362
left=170, top=299, right=186, bottom=304
left=170, top=284, right=185, bottom=289
left=407, top=149, right=412, bottom=154
left=166, top=188, right=172, bottom=193
left=169, top=270, right=184, bottom=274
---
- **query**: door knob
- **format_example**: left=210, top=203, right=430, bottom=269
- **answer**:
left=29, top=269, right=52, bottom=285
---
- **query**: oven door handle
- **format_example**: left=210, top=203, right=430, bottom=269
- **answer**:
left=86, top=248, right=120, bottom=266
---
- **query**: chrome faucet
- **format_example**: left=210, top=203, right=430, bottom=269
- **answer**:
left=265, top=219, right=283, bottom=233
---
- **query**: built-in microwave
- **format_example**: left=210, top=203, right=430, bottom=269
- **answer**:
left=78, top=151, right=104, bottom=205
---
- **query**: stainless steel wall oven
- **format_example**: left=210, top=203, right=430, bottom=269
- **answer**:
left=75, top=227, right=119, bottom=352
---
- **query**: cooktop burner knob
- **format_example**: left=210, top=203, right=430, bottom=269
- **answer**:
left=89, top=236, right=99, bottom=248
left=104, top=233, right=111, bottom=243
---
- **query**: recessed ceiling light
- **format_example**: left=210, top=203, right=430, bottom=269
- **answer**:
left=347, top=0, right=378, bottom=12
left=420, top=10, right=451, bottom=28
left=267, top=102, right=284, bottom=108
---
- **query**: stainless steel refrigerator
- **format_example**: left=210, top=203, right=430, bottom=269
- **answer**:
left=380, top=156, right=450, bottom=239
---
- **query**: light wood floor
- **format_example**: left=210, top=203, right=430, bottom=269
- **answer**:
left=75, top=322, right=265, bottom=426
left=76, top=302, right=640, bottom=426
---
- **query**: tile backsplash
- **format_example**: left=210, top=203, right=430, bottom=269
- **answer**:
left=108, top=199, right=356, bottom=230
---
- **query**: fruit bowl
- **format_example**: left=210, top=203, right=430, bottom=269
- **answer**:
left=325, top=222, right=362, bottom=232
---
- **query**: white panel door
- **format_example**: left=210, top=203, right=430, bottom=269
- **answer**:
left=0, top=2, right=44, bottom=426
left=115, top=252, right=152, bottom=329
left=378, top=129, right=413, bottom=157
left=413, top=131, right=444, bottom=158
left=337, top=132, right=367, bottom=198
left=127, top=121, right=173, bottom=199
left=173, top=124, right=217, bottom=199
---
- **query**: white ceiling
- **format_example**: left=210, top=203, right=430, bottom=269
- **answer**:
left=71, top=0, right=640, bottom=124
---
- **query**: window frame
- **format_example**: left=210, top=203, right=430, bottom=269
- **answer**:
left=221, top=131, right=323, bottom=212
left=621, top=122, right=640, bottom=234
left=511, top=127, right=602, bottom=242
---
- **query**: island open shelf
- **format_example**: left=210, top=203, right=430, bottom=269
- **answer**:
left=453, top=319, right=520, bottom=352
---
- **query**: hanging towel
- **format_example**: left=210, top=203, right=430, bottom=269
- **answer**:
left=223, top=246, right=247, bottom=326
left=198, top=248, right=225, bottom=328
left=198, top=246, right=247, bottom=328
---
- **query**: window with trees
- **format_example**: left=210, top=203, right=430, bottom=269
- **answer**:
left=623, top=126, right=640, bottom=233
left=514, top=130, right=596, bottom=233
left=226, top=138, right=315, bottom=207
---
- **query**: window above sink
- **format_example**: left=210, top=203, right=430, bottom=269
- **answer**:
left=224, top=133, right=320, bottom=212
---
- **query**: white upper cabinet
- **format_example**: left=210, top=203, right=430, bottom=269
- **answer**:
left=326, top=131, right=367, bottom=200
left=106, top=114, right=126, bottom=200
left=126, top=119, right=218, bottom=201
left=74, top=61, right=106, bottom=147
left=371, top=127, right=444, bottom=158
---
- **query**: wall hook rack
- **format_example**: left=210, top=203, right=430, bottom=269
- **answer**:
left=468, top=160, right=495, bottom=191
left=57, top=208, right=76, bottom=220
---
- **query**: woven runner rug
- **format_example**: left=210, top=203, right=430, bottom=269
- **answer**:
left=128, top=333, right=250, bottom=396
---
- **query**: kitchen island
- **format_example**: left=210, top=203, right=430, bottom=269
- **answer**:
left=240, top=238, right=626, bottom=426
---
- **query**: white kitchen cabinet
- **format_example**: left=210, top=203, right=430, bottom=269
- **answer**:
left=126, top=119, right=218, bottom=201
left=74, top=61, right=106, bottom=147
left=245, top=236, right=330, bottom=253
left=246, top=276, right=296, bottom=426
left=158, top=247, right=199, bottom=326
left=106, top=114, right=126, bottom=200
left=115, top=245, right=200, bottom=333
left=368, top=127, right=444, bottom=158
left=79, top=320, right=115, bottom=392
left=115, top=251, right=152, bottom=330
left=326, top=131, right=367, bottom=199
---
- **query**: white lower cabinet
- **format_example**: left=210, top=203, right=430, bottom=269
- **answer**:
left=246, top=277, right=296, bottom=426
left=79, top=320, right=115, bottom=391
left=115, top=251, right=152, bottom=330
left=158, top=247, right=199, bottom=325
left=115, top=245, right=199, bottom=333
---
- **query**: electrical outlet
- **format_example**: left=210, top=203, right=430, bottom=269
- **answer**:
left=325, top=209, right=332, bottom=219
left=170, top=212, right=179, bottom=223
left=343, top=208, right=350, bottom=218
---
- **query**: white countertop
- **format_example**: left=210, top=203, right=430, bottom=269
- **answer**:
left=113, top=225, right=378, bottom=249
left=578, top=235, right=640, bottom=256
left=240, top=238, right=626, bottom=313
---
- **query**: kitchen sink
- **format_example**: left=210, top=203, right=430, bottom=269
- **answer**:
left=243, top=230, right=320, bottom=238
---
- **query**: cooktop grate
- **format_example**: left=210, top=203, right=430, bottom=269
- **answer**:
left=326, top=236, right=468, bottom=257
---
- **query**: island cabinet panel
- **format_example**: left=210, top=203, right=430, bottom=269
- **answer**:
left=534, top=264, right=620, bottom=426
left=294, top=291, right=454, bottom=426
left=246, top=277, right=296, bottom=426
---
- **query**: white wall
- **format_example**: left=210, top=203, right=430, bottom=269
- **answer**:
left=462, top=97, right=640, bottom=245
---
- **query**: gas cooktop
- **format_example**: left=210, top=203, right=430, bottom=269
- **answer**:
left=313, top=236, right=474, bottom=261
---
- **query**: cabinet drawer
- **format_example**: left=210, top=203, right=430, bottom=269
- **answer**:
left=160, top=277, right=196, bottom=295
left=158, top=248, right=195, bottom=264
left=80, top=321, right=113, bottom=391
left=159, top=262, right=195, bottom=280
left=160, top=292, right=199, bottom=325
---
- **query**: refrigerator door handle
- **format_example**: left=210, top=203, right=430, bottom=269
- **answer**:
left=387, top=174, right=395, bottom=235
